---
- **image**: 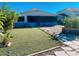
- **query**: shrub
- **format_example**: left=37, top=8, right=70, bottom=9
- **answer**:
left=1, top=33, right=13, bottom=47
left=63, top=17, right=79, bottom=29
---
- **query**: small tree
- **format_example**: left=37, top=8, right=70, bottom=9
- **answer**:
left=0, top=3, right=19, bottom=47
left=0, top=4, right=19, bottom=33
left=0, top=11, right=6, bottom=30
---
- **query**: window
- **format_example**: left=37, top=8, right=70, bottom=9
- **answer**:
left=27, top=16, right=57, bottom=22
left=18, top=16, right=24, bottom=22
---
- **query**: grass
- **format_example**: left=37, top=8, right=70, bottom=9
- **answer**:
left=0, top=28, right=62, bottom=56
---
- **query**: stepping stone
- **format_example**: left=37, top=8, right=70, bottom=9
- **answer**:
left=65, top=51, right=79, bottom=56
left=61, top=46, right=79, bottom=56
left=61, top=47, right=73, bottom=51
left=68, top=44, right=79, bottom=52
left=72, top=41, right=79, bottom=45
left=54, top=51, right=68, bottom=56
left=69, top=44, right=79, bottom=49
left=63, top=41, right=74, bottom=45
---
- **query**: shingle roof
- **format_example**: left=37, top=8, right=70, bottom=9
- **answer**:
left=66, top=8, right=79, bottom=12
left=21, top=8, right=56, bottom=16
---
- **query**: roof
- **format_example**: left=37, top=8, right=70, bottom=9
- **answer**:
left=66, top=8, right=79, bottom=12
left=57, top=8, right=79, bottom=17
left=58, top=8, right=79, bottom=13
left=21, top=8, right=56, bottom=16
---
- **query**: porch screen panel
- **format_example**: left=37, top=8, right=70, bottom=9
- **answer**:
left=27, top=16, right=57, bottom=22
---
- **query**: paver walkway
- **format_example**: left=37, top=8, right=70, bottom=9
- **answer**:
left=38, top=26, right=79, bottom=56
left=29, top=40, right=79, bottom=56
left=54, top=51, right=68, bottom=56
left=59, top=40, right=79, bottom=56
left=54, top=40, right=79, bottom=56
left=40, top=25, right=64, bottom=35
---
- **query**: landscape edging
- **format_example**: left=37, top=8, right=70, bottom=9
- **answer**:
left=27, top=46, right=60, bottom=56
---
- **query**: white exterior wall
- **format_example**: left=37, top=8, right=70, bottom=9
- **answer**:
left=24, top=15, right=28, bottom=23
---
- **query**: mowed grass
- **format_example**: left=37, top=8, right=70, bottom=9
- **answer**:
left=0, top=28, right=62, bottom=56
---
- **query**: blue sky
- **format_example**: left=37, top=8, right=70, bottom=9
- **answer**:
left=0, top=2, right=79, bottom=14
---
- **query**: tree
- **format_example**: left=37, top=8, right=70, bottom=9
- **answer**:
left=0, top=4, right=19, bottom=33
left=0, top=3, right=19, bottom=47
left=0, top=12, right=5, bottom=30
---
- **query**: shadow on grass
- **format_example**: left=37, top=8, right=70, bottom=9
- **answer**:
left=0, top=43, right=5, bottom=48
left=13, top=25, right=58, bottom=29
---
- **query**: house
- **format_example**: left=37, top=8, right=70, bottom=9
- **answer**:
left=14, top=8, right=58, bottom=27
left=57, top=8, right=79, bottom=35
left=57, top=8, right=79, bottom=20
left=57, top=8, right=79, bottom=25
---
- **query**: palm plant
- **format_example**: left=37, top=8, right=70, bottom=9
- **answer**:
left=0, top=11, right=5, bottom=30
left=2, top=10, right=19, bottom=33
left=0, top=3, right=19, bottom=47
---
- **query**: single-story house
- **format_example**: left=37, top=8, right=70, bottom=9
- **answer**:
left=57, top=8, right=79, bottom=35
left=14, top=8, right=58, bottom=27
left=57, top=8, right=79, bottom=20
left=56, top=8, right=79, bottom=25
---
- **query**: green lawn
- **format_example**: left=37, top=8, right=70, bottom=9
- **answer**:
left=0, top=28, right=62, bottom=56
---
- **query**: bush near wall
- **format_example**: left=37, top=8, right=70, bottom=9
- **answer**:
left=63, top=17, right=79, bottom=29
left=62, top=17, right=79, bottom=35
